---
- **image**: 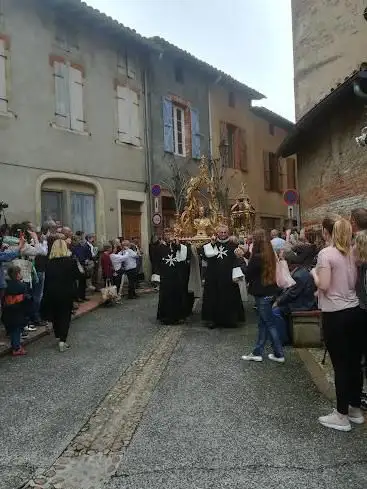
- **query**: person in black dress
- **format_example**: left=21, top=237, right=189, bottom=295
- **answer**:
left=41, top=239, right=78, bottom=352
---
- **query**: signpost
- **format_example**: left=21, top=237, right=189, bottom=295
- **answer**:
left=283, top=189, right=299, bottom=206
left=151, top=184, right=161, bottom=197
left=152, top=213, right=162, bottom=226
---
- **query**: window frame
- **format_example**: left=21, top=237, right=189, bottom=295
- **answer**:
left=173, top=104, right=186, bottom=156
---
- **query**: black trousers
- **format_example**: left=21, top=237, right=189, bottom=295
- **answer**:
left=322, top=306, right=364, bottom=415
left=52, top=307, right=72, bottom=342
left=126, top=268, right=137, bottom=298
left=77, top=275, right=87, bottom=300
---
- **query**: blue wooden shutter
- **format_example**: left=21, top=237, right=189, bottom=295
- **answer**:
left=191, top=107, right=200, bottom=159
left=163, top=97, right=173, bottom=153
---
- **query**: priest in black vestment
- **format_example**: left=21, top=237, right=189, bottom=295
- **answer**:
left=156, top=234, right=188, bottom=325
left=202, top=225, right=245, bottom=328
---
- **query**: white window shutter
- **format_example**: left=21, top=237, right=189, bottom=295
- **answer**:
left=54, top=61, right=69, bottom=127
left=69, top=66, right=84, bottom=132
left=130, top=90, right=141, bottom=146
left=0, top=39, right=7, bottom=113
left=117, top=85, right=130, bottom=143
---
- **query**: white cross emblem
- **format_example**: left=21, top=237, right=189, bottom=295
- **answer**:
left=217, top=245, right=228, bottom=259
left=163, top=253, right=176, bottom=267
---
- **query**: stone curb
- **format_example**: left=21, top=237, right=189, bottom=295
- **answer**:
left=296, top=348, right=336, bottom=401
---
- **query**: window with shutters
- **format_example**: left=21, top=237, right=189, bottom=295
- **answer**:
left=220, top=122, right=247, bottom=171
left=286, top=158, right=296, bottom=189
left=53, top=61, right=85, bottom=132
left=0, top=37, right=8, bottom=113
left=263, top=151, right=280, bottom=192
left=116, top=85, right=141, bottom=146
left=173, top=104, right=185, bottom=156
left=227, top=124, right=236, bottom=168
left=162, top=97, right=199, bottom=158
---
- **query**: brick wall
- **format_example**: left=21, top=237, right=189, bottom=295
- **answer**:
left=298, top=95, right=367, bottom=225
left=292, top=0, right=366, bottom=119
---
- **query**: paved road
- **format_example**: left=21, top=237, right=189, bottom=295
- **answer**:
left=0, top=296, right=160, bottom=489
left=1, top=295, right=366, bottom=489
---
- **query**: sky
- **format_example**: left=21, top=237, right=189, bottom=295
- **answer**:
left=85, top=0, right=295, bottom=121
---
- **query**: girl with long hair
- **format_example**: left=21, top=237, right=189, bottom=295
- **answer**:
left=241, top=229, right=285, bottom=363
left=312, top=218, right=364, bottom=431
left=41, top=239, right=78, bottom=352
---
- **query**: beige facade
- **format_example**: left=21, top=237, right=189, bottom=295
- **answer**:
left=209, top=85, right=297, bottom=230
left=0, top=0, right=149, bottom=254
left=292, top=0, right=366, bottom=119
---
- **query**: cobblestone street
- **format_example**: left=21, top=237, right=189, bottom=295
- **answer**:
left=1, top=295, right=366, bottom=489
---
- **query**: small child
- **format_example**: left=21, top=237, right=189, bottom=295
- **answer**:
left=1, top=265, right=29, bottom=356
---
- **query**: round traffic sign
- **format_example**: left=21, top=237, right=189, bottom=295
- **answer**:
left=151, top=184, right=161, bottom=197
left=283, top=189, right=299, bottom=205
left=152, top=213, right=162, bottom=226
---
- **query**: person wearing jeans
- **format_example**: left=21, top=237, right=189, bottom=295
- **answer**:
left=120, top=241, right=138, bottom=299
left=252, top=296, right=284, bottom=359
left=241, top=229, right=284, bottom=363
left=312, top=217, right=365, bottom=432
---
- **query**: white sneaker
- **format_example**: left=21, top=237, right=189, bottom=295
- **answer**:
left=58, top=342, right=71, bottom=352
left=25, top=325, right=37, bottom=332
left=318, top=409, right=351, bottom=432
left=268, top=354, right=285, bottom=364
left=241, top=354, right=263, bottom=362
left=348, top=406, right=365, bottom=425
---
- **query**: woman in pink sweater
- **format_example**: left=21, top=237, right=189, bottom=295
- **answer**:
left=312, top=218, right=364, bottom=432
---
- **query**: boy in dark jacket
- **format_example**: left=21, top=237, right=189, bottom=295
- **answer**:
left=1, top=265, right=30, bottom=356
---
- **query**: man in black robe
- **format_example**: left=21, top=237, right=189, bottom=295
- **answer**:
left=156, top=232, right=188, bottom=325
left=202, top=225, right=245, bottom=328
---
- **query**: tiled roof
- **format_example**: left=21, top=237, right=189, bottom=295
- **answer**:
left=149, top=37, right=264, bottom=100
left=250, top=106, right=294, bottom=131
left=277, top=70, right=361, bottom=157
left=52, top=0, right=264, bottom=100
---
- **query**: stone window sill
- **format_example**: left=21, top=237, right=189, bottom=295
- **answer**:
left=114, top=138, right=143, bottom=149
left=50, top=122, right=90, bottom=137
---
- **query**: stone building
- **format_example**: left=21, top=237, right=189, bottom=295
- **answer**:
left=279, top=2, right=367, bottom=226
left=292, top=0, right=367, bottom=119
left=0, top=0, right=150, bottom=250
left=210, top=83, right=297, bottom=230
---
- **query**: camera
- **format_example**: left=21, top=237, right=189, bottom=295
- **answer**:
left=355, top=127, right=367, bottom=147
left=0, top=201, right=8, bottom=211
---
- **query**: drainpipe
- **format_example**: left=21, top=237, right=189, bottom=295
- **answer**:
left=208, top=86, right=213, bottom=158
left=143, top=66, right=152, bottom=240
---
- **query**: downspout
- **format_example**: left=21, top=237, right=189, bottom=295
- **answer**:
left=143, top=65, right=152, bottom=240
left=208, top=85, right=213, bottom=158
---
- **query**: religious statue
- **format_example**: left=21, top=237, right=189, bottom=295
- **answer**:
left=193, top=205, right=213, bottom=238
left=230, top=183, right=256, bottom=235
left=174, top=156, right=223, bottom=243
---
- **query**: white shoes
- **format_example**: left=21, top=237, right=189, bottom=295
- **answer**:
left=241, top=354, right=263, bottom=362
left=318, top=409, right=351, bottom=432
left=268, top=354, right=285, bottom=364
left=58, top=342, right=71, bottom=352
left=348, top=406, right=365, bottom=425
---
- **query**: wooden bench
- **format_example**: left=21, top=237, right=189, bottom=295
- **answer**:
left=291, top=310, right=322, bottom=348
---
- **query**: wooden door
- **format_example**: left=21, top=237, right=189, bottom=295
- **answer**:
left=122, top=213, right=141, bottom=241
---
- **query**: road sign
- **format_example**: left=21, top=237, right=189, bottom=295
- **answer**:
left=152, top=213, right=162, bottom=226
left=154, top=197, right=159, bottom=213
left=283, top=189, right=299, bottom=206
left=151, top=184, right=161, bottom=197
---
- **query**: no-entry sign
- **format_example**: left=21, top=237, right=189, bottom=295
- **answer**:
left=283, top=189, right=299, bottom=206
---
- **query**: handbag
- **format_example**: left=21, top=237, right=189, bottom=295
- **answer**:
left=101, top=279, right=118, bottom=302
left=276, top=258, right=296, bottom=289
